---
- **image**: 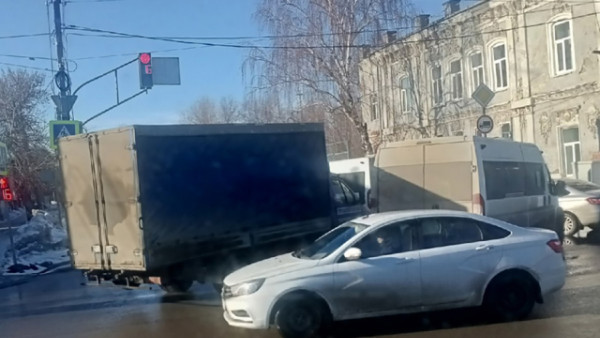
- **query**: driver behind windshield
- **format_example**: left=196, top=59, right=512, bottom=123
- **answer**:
left=361, top=227, right=401, bottom=257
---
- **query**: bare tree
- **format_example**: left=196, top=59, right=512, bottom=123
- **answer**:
left=180, top=97, right=221, bottom=124
left=245, top=0, right=414, bottom=154
left=219, top=97, right=241, bottom=123
left=0, top=69, right=53, bottom=210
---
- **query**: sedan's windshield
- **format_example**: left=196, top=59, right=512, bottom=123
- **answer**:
left=293, top=222, right=369, bottom=260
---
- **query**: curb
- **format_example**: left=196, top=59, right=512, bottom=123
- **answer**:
left=0, top=261, right=72, bottom=290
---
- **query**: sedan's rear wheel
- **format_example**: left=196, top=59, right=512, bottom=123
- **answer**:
left=564, top=212, right=580, bottom=237
left=275, top=298, right=324, bottom=338
left=484, top=273, right=536, bottom=321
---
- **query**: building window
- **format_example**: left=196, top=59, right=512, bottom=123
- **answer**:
left=501, top=123, right=512, bottom=139
left=449, top=60, right=463, bottom=100
left=562, top=127, right=581, bottom=177
left=552, top=20, right=574, bottom=75
left=399, top=76, right=413, bottom=114
left=470, top=52, right=484, bottom=91
left=432, top=65, right=443, bottom=105
left=370, top=94, right=378, bottom=121
left=491, top=43, right=508, bottom=90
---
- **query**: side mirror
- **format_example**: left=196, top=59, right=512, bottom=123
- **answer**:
left=343, top=247, right=362, bottom=261
left=552, top=180, right=567, bottom=196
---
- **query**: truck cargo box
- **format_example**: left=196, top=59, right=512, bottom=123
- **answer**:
left=59, top=124, right=333, bottom=273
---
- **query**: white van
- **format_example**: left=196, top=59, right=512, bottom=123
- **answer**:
left=373, top=136, right=563, bottom=237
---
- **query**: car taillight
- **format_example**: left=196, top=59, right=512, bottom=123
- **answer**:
left=547, top=239, right=563, bottom=253
left=587, top=198, right=600, bottom=205
left=472, top=193, right=485, bottom=215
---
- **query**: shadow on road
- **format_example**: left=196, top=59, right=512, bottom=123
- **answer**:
left=328, top=307, right=494, bottom=338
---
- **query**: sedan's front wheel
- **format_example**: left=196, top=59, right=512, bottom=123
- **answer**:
left=275, top=298, right=325, bottom=338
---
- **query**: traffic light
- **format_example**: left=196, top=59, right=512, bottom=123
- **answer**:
left=0, top=177, right=13, bottom=201
left=139, top=53, right=153, bottom=89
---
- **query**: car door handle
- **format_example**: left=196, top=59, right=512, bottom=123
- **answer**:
left=475, top=244, right=495, bottom=251
left=395, top=257, right=416, bottom=265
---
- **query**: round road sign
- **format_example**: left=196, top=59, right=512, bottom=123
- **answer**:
left=477, top=115, right=494, bottom=134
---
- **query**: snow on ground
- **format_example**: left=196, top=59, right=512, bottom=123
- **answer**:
left=2, top=210, right=69, bottom=275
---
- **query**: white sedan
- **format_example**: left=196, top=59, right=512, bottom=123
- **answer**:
left=222, top=210, right=566, bottom=338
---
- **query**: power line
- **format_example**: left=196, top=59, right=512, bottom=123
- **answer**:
left=0, top=62, right=55, bottom=73
left=65, top=11, right=599, bottom=49
left=0, top=53, right=55, bottom=61
left=0, top=33, right=49, bottom=40
left=63, top=1, right=590, bottom=44
left=65, top=0, right=131, bottom=3
left=463, top=0, right=600, bottom=3
left=70, top=45, right=209, bottom=60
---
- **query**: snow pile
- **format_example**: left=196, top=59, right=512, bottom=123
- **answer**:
left=2, top=211, right=69, bottom=275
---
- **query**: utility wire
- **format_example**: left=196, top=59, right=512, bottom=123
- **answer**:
left=64, top=2, right=590, bottom=44
left=71, top=45, right=208, bottom=60
left=0, top=62, right=55, bottom=73
left=0, top=33, right=50, bottom=40
left=0, top=53, right=55, bottom=61
left=65, top=11, right=599, bottom=49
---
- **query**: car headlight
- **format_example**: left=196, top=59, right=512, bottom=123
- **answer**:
left=230, top=279, right=265, bottom=297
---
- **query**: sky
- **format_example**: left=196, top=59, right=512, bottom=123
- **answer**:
left=0, top=0, right=449, bottom=131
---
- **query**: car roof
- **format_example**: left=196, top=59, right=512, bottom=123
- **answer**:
left=353, top=210, right=480, bottom=227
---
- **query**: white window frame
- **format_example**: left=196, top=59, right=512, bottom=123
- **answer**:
left=431, top=65, right=443, bottom=106
left=469, top=51, right=485, bottom=92
left=491, top=42, right=509, bottom=91
left=550, top=18, right=575, bottom=76
left=501, top=122, right=512, bottom=140
left=370, top=94, right=379, bottom=121
left=449, top=59, right=463, bottom=100
left=399, top=75, right=411, bottom=114
left=561, top=126, right=581, bottom=177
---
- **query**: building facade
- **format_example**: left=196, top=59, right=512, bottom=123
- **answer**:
left=360, top=0, right=600, bottom=178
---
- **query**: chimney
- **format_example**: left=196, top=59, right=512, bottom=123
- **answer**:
left=444, top=0, right=460, bottom=17
left=414, top=14, right=430, bottom=31
left=385, top=31, right=397, bottom=43
left=362, top=46, right=372, bottom=59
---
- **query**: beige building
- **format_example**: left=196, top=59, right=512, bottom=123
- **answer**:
left=360, top=0, right=600, bottom=179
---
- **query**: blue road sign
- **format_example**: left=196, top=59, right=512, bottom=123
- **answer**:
left=49, top=120, right=82, bottom=149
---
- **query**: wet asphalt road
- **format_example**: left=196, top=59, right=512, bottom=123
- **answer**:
left=1, top=235, right=600, bottom=338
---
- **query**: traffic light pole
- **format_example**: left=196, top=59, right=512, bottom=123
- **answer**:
left=72, top=57, right=137, bottom=96
left=70, top=57, right=148, bottom=126
left=82, top=89, right=148, bottom=126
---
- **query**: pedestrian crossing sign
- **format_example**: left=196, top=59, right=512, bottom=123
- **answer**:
left=49, top=120, right=82, bottom=149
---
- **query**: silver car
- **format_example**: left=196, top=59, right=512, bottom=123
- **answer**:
left=558, top=179, right=600, bottom=236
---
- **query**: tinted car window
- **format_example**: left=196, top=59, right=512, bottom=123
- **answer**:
left=525, top=163, right=545, bottom=196
left=340, top=180, right=356, bottom=205
left=354, top=222, right=417, bottom=259
left=331, top=180, right=347, bottom=206
left=417, top=217, right=503, bottom=249
left=478, top=221, right=511, bottom=240
left=483, top=161, right=526, bottom=200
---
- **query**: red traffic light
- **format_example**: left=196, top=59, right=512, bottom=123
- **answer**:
left=139, top=53, right=151, bottom=65
left=0, top=177, right=8, bottom=189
